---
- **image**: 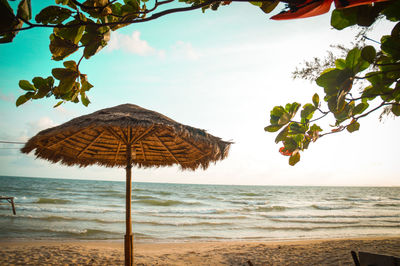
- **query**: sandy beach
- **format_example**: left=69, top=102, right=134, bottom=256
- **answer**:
left=0, top=237, right=399, bottom=265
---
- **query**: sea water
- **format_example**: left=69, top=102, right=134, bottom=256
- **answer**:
left=0, top=176, right=399, bottom=242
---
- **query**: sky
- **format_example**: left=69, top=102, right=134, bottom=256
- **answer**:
left=0, top=1, right=398, bottom=186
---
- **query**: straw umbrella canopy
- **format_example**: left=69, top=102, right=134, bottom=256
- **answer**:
left=21, top=103, right=232, bottom=266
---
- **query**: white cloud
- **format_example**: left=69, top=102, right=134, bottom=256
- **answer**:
left=171, top=41, right=201, bottom=60
left=107, top=31, right=164, bottom=57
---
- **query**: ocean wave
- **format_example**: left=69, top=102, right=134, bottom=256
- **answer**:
left=36, top=198, right=71, bottom=204
left=342, top=197, right=372, bottom=202
left=374, top=203, right=400, bottom=207
left=133, top=188, right=172, bottom=196
left=96, top=189, right=121, bottom=193
left=142, top=213, right=249, bottom=220
left=25, top=227, right=122, bottom=237
left=99, top=192, right=125, bottom=198
left=250, top=224, right=400, bottom=231
left=134, top=195, right=159, bottom=200
left=184, top=236, right=229, bottom=240
left=255, top=206, right=287, bottom=212
left=311, top=204, right=352, bottom=210
left=389, top=197, right=400, bottom=201
left=270, top=218, right=360, bottom=224
left=0, top=213, right=124, bottom=224
left=263, top=214, right=400, bottom=219
left=185, top=194, right=222, bottom=201
left=154, top=191, right=172, bottom=196
left=238, top=192, right=263, bottom=197
left=134, top=220, right=233, bottom=227
left=14, top=205, right=123, bottom=214
left=54, top=187, right=68, bottom=191
left=228, top=200, right=267, bottom=206
left=134, top=199, right=201, bottom=207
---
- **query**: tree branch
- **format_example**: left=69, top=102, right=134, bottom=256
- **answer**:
left=355, top=70, right=400, bottom=80
left=319, top=101, right=391, bottom=137
left=77, top=55, right=85, bottom=67
left=8, top=0, right=218, bottom=32
left=309, top=111, right=329, bottom=123
left=69, top=0, right=117, bottom=10
left=354, top=101, right=391, bottom=120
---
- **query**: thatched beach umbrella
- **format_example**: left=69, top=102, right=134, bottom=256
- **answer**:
left=21, top=103, right=232, bottom=266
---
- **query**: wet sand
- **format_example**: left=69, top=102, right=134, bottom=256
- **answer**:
left=0, top=237, right=399, bottom=265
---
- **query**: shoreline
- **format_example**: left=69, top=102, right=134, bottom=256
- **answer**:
left=1, top=236, right=400, bottom=265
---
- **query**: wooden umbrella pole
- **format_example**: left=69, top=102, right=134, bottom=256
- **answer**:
left=125, top=144, right=133, bottom=266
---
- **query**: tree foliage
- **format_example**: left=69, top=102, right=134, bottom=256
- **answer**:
left=2, top=0, right=399, bottom=166
left=265, top=1, right=400, bottom=165
left=2, top=0, right=288, bottom=107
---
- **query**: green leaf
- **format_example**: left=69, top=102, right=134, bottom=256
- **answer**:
left=286, top=102, right=301, bottom=118
left=0, top=0, right=23, bottom=43
left=55, top=0, right=69, bottom=5
left=275, top=125, right=289, bottom=144
left=270, top=106, right=285, bottom=125
left=290, top=123, right=307, bottom=135
left=284, top=138, right=298, bottom=152
left=124, top=0, right=140, bottom=12
left=19, top=80, right=36, bottom=91
left=347, top=121, right=360, bottom=133
left=345, top=48, right=362, bottom=72
left=316, top=68, right=340, bottom=88
left=260, top=0, right=279, bottom=14
left=331, top=8, right=357, bottom=30
left=53, top=100, right=64, bottom=108
left=312, top=93, right=319, bottom=108
left=353, top=102, right=369, bottom=115
left=391, top=22, right=400, bottom=38
left=81, top=29, right=110, bottom=59
left=289, top=152, right=300, bottom=166
left=17, top=0, right=31, bottom=21
left=249, top=1, right=262, bottom=7
left=111, top=2, right=123, bottom=16
left=49, top=34, right=78, bottom=61
left=382, top=1, right=400, bottom=21
left=336, top=90, right=347, bottom=112
left=300, top=104, right=316, bottom=123
left=52, top=68, right=78, bottom=80
left=356, top=5, right=382, bottom=27
left=32, top=76, right=54, bottom=98
left=264, top=124, right=283, bottom=132
left=317, top=68, right=354, bottom=96
left=0, top=0, right=15, bottom=31
left=392, top=104, right=400, bottom=116
left=335, top=59, right=346, bottom=70
left=80, top=91, right=90, bottom=107
left=381, top=35, right=400, bottom=60
left=35, top=6, right=72, bottom=24
left=16, top=94, right=30, bottom=106
left=54, top=20, right=85, bottom=44
left=309, top=124, right=322, bottom=132
left=327, top=96, right=338, bottom=113
left=361, top=46, right=376, bottom=63
left=79, top=0, right=106, bottom=18
left=278, top=112, right=291, bottom=126
left=63, top=60, right=77, bottom=70
left=52, top=68, right=79, bottom=94
left=81, top=80, right=93, bottom=92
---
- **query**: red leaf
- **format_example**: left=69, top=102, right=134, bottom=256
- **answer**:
left=279, top=147, right=293, bottom=156
left=271, top=0, right=333, bottom=20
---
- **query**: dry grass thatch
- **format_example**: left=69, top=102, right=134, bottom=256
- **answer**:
left=21, top=104, right=232, bottom=170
